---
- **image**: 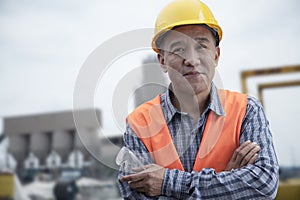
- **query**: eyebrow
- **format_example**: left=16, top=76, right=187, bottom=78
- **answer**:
left=195, top=37, right=210, bottom=43
left=168, top=37, right=211, bottom=50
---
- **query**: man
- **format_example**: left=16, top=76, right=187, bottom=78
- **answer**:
left=118, top=0, right=279, bottom=199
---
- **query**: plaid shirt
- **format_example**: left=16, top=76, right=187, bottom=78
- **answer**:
left=118, top=84, right=279, bottom=199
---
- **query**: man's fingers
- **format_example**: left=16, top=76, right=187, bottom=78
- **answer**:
left=128, top=178, right=145, bottom=189
left=240, top=145, right=260, bottom=167
left=132, top=166, right=146, bottom=173
left=225, top=141, right=261, bottom=171
left=247, top=153, right=259, bottom=165
left=128, top=182, right=151, bottom=196
left=231, top=140, right=251, bottom=161
left=121, top=173, right=144, bottom=182
left=122, top=164, right=158, bottom=182
left=235, top=142, right=258, bottom=164
left=122, top=164, right=165, bottom=196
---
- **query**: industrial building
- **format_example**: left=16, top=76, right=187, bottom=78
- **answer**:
left=3, top=109, right=102, bottom=179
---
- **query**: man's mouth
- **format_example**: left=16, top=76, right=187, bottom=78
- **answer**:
left=183, top=71, right=201, bottom=77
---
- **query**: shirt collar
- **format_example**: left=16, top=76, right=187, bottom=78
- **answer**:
left=162, top=83, right=225, bottom=123
left=209, top=83, right=225, bottom=116
left=161, top=86, right=178, bottom=124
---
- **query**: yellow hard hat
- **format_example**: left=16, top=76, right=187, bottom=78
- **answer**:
left=152, top=0, right=223, bottom=53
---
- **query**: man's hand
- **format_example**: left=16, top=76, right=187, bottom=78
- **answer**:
left=225, top=141, right=260, bottom=171
left=121, top=164, right=166, bottom=196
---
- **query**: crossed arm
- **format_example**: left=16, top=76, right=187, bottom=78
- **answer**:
left=118, top=98, right=279, bottom=199
left=121, top=141, right=260, bottom=196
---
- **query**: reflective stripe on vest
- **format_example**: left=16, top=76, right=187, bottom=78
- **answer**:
left=126, top=90, right=247, bottom=172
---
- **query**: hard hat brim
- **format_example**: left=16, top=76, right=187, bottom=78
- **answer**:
left=152, top=22, right=223, bottom=53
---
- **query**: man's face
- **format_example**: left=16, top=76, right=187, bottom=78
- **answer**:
left=158, top=25, right=220, bottom=95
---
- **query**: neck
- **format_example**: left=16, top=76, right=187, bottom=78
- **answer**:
left=170, top=86, right=211, bottom=121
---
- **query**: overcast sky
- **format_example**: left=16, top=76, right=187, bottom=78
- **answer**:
left=1, top=0, right=300, bottom=166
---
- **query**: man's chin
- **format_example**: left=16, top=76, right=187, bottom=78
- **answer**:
left=172, top=79, right=211, bottom=95
left=178, top=84, right=210, bottom=96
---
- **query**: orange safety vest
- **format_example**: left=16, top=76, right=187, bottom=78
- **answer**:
left=127, top=90, right=247, bottom=172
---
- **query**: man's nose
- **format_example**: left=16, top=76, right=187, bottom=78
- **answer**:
left=183, top=49, right=200, bottom=67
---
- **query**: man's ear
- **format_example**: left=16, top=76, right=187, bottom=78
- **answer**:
left=214, top=46, right=220, bottom=67
left=157, top=53, right=168, bottom=73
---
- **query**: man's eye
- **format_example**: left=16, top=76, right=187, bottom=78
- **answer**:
left=171, top=47, right=184, bottom=54
left=196, top=45, right=206, bottom=50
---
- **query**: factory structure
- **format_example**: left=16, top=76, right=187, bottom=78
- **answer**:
left=2, top=108, right=123, bottom=183
left=134, top=54, right=168, bottom=106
